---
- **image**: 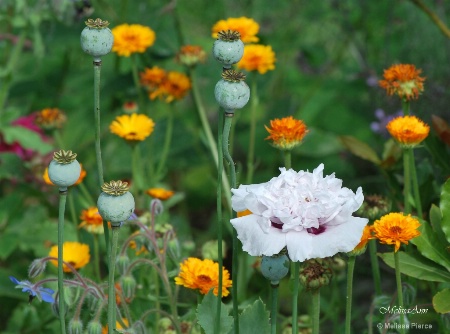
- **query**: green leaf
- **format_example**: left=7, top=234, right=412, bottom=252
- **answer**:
left=236, top=299, right=270, bottom=334
left=379, top=251, right=450, bottom=282
left=2, top=126, right=52, bottom=154
left=339, top=135, right=381, bottom=165
left=429, top=204, right=449, bottom=247
left=410, top=218, right=450, bottom=271
left=197, top=290, right=233, bottom=334
left=440, top=178, right=450, bottom=244
left=433, top=288, right=450, bottom=314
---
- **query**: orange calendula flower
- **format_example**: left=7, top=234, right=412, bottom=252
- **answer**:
left=154, top=71, right=192, bottom=103
left=49, top=241, right=90, bottom=272
left=110, top=113, right=155, bottom=141
left=175, top=257, right=232, bottom=297
left=102, top=318, right=129, bottom=334
left=349, top=225, right=373, bottom=256
left=146, top=188, right=175, bottom=200
left=43, top=164, right=86, bottom=186
left=140, top=66, right=167, bottom=88
left=373, top=212, right=421, bottom=252
left=79, top=207, right=104, bottom=234
left=378, top=64, right=425, bottom=100
left=111, top=24, right=156, bottom=57
left=212, top=17, right=259, bottom=43
left=177, top=45, right=207, bottom=67
left=237, top=44, right=276, bottom=74
left=265, top=116, right=309, bottom=150
left=34, top=108, right=67, bottom=129
left=386, top=115, right=430, bottom=147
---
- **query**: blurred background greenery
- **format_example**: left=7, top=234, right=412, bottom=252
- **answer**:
left=1, top=0, right=450, bottom=332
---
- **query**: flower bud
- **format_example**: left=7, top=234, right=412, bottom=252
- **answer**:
left=116, top=255, right=130, bottom=275
left=182, top=240, right=195, bottom=253
left=201, top=240, right=226, bottom=261
left=261, top=254, right=290, bottom=285
left=121, top=275, right=136, bottom=300
left=168, top=238, right=181, bottom=262
left=86, top=321, right=102, bottom=334
left=28, top=258, right=47, bottom=278
left=132, top=321, right=147, bottom=334
left=177, top=45, right=207, bottom=67
left=356, top=194, right=390, bottom=220
left=299, top=258, right=333, bottom=291
left=68, top=319, right=83, bottom=334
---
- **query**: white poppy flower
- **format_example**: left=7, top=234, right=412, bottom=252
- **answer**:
left=230, top=164, right=368, bottom=262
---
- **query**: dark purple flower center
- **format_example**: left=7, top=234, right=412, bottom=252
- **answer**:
left=307, top=226, right=326, bottom=235
left=270, top=217, right=283, bottom=230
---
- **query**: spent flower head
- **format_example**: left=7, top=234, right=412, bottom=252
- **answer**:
left=112, top=23, right=156, bottom=57
left=10, top=276, right=54, bottom=303
left=34, top=108, right=67, bottom=130
left=379, top=64, right=425, bottom=100
left=79, top=207, right=104, bottom=234
left=110, top=113, right=155, bottom=141
left=177, top=45, right=207, bottom=67
left=373, top=212, right=421, bottom=252
left=212, top=17, right=259, bottom=43
left=386, top=115, right=430, bottom=148
left=237, top=44, right=276, bottom=74
left=265, top=116, right=308, bottom=150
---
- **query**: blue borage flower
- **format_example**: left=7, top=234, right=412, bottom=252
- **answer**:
left=10, top=276, right=54, bottom=303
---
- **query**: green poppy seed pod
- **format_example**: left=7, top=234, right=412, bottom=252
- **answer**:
left=212, top=30, right=244, bottom=65
left=80, top=18, right=113, bottom=61
left=48, top=150, right=81, bottom=189
left=97, top=180, right=135, bottom=226
left=121, top=275, right=136, bottom=300
left=68, top=319, right=83, bottom=334
left=260, top=254, right=290, bottom=285
left=215, top=69, right=250, bottom=112
left=86, top=321, right=102, bottom=334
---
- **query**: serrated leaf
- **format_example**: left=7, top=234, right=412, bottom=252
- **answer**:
left=2, top=126, right=52, bottom=154
left=339, top=135, right=381, bottom=165
left=235, top=299, right=270, bottom=334
left=433, top=288, right=450, bottom=314
left=429, top=204, right=449, bottom=248
left=410, top=218, right=450, bottom=271
left=197, top=290, right=233, bottom=334
left=440, top=178, right=450, bottom=244
left=379, top=251, right=450, bottom=282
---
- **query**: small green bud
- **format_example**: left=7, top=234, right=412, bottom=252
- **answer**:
left=68, top=319, right=83, bottom=334
left=299, top=258, right=333, bottom=291
left=121, top=275, right=136, bottom=300
left=117, top=255, right=130, bottom=275
left=28, top=258, right=47, bottom=278
left=86, top=321, right=102, bottom=334
left=201, top=240, right=226, bottom=261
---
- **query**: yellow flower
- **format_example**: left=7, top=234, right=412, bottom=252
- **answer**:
left=237, top=44, right=276, bottom=74
left=373, top=212, right=421, bottom=252
left=43, top=164, right=86, bottom=186
left=49, top=241, right=90, bottom=272
left=79, top=207, right=104, bottom=234
left=111, top=24, right=156, bottom=57
left=175, top=257, right=232, bottom=297
left=386, top=115, right=430, bottom=147
left=212, top=17, right=259, bottom=43
left=146, top=187, right=174, bottom=200
left=378, top=64, right=425, bottom=100
left=102, top=318, right=129, bottom=334
left=265, top=116, right=309, bottom=150
left=110, top=113, right=155, bottom=141
left=34, top=108, right=67, bottom=129
left=177, top=45, right=207, bottom=67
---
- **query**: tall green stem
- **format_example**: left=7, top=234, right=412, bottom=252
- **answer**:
left=408, top=148, right=423, bottom=217
left=394, top=251, right=406, bottom=334
left=401, top=99, right=410, bottom=116
left=58, top=188, right=68, bottom=334
left=215, top=110, right=224, bottom=334
left=369, top=240, right=382, bottom=296
left=345, top=256, right=356, bottom=334
left=222, top=114, right=239, bottom=334
left=131, top=55, right=145, bottom=110
left=67, top=190, right=80, bottom=241
left=284, top=150, right=292, bottom=170
left=93, top=234, right=101, bottom=281
left=131, top=143, right=145, bottom=206
left=156, top=110, right=174, bottom=181
left=188, top=68, right=232, bottom=210
left=292, top=262, right=300, bottom=334
left=246, top=76, right=258, bottom=184
left=311, top=290, right=320, bottom=334
left=93, top=60, right=109, bottom=253
left=108, top=227, right=120, bottom=334
left=402, top=149, right=412, bottom=214
left=270, top=284, right=279, bottom=334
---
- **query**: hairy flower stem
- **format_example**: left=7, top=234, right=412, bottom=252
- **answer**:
left=215, top=110, right=225, bottom=334
left=58, top=188, right=68, bottom=334
left=284, top=150, right=292, bottom=169
left=246, top=76, right=259, bottom=184
left=108, top=227, right=120, bottom=334
left=93, top=60, right=109, bottom=253
left=345, top=256, right=356, bottom=334
left=223, top=114, right=239, bottom=334
left=270, top=284, right=279, bottom=334
left=93, top=234, right=101, bottom=281
left=311, top=290, right=320, bottom=334
left=188, top=68, right=232, bottom=210
left=394, top=251, right=406, bottom=334
left=408, top=148, right=423, bottom=217
left=156, top=110, right=174, bottom=181
left=369, top=240, right=382, bottom=295
left=292, top=262, right=300, bottom=334
left=403, top=149, right=412, bottom=214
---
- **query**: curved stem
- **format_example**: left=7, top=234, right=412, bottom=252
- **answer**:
left=345, top=256, right=356, bottom=334
left=270, top=284, right=279, bottom=334
left=215, top=109, right=224, bottom=334
left=292, top=262, right=300, bottom=334
left=246, top=76, right=258, bottom=184
left=108, top=227, right=120, bottom=334
left=409, top=0, right=450, bottom=39
left=369, top=240, right=382, bottom=296
left=402, top=149, right=412, bottom=214
left=58, top=188, right=68, bottom=334
left=311, top=290, right=320, bottom=334
left=394, top=251, right=406, bottom=334
left=156, top=110, right=174, bottom=181
left=409, top=148, right=423, bottom=218
left=222, top=114, right=239, bottom=334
